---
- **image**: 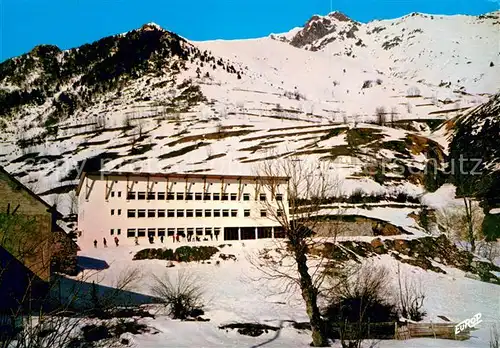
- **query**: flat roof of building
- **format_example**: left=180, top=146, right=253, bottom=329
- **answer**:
left=76, top=171, right=290, bottom=195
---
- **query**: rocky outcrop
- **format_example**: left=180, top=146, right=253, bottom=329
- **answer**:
left=311, top=215, right=411, bottom=237
left=289, top=12, right=359, bottom=50
left=311, top=234, right=500, bottom=284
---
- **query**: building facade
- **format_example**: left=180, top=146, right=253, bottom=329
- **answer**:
left=0, top=166, right=78, bottom=314
left=77, top=172, right=290, bottom=248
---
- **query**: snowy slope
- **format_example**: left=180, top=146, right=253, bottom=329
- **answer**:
left=75, top=241, right=500, bottom=347
left=0, top=12, right=496, bottom=219
left=274, top=11, right=500, bottom=94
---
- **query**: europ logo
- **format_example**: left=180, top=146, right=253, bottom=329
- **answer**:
left=455, top=313, right=482, bottom=335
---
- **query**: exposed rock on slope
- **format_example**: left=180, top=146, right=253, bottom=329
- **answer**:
left=448, top=93, right=500, bottom=238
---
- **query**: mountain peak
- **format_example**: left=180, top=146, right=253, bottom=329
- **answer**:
left=326, top=11, right=354, bottom=22
left=140, top=22, right=164, bottom=31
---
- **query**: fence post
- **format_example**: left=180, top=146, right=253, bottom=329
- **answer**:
left=431, top=321, right=436, bottom=339
left=394, top=322, right=398, bottom=339
left=368, top=318, right=370, bottom=339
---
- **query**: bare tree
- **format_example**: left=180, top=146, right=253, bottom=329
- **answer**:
left=252, top=156, right=343, bottom=347
left=375, top=107, right=386, bottom=126
left=353, top=114, right=360, bottom=128
left=476, top=240, right=500, bottom=264
left=390, top=107, right=398, bottom=127
left=206, top=145, right=213, bottom=160
left=136, top=118, right=145, bottom=138
left=150, top=270, right=205, bottom=320
left=437, top=202, right=484, bottom=253
left=324, top=264, right=393, bottom=348
left=50, top=194, right=62, bottom=211
left=406, top=102, right=412, bottom=114
left=68, top=191, right=78, bottom=216
left=406, top=86, right=421, bottom=97
left=123, top=113, right=132, bottom=128
left=396, top=263, right=426, bottom=321
left=491, top=323, right=499, bottom=348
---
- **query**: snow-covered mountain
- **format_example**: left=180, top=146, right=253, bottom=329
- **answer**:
left=0, top=12, right=498, bottom=216
left=272, top=11, right=500, bottom=94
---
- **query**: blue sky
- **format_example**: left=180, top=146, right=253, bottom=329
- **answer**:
left=0, top=0, right=498, bottom=61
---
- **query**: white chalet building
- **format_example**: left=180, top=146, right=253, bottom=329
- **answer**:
left=76, top=172, right=290, bottom=248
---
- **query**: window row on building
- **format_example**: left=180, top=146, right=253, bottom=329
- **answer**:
left=114, top=191, right=283, bottom=202
left=124, top=227, right=222, bottom=238
left=123, top=208, right=284, bottom=218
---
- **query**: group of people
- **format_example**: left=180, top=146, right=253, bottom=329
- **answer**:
left=93, top=236, right=119, bottom=248
left=92, top=231, right=220, bottom=248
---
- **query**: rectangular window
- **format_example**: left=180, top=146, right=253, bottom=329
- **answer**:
left=276, top=194, right=283, bottom=201
left=196, top=228, right=203, bottom=236
left=205, top=209, right=212, bottom=217
left=158, top=209, right=166, bottom=218
left=111, top=191, right=115, bottom=198
left=110, top=229, right=114, bottom=235
left=148, top=209, right=156, bottom=218
left=167, top=228, right=175, bottom=236
left=137, top=228, right=146, bottom=237
left=213, top=193, right=220, bottom=201
left=277, top=210, right=283, bottom=217
left=127, top=209, right=136, bottom=218
left=137, top=209, right=146, bottom=218
left=157, top=192, right=165, bottom=200
left=127, top=229, right=136, bottom=238
left=147, top=192, right=156, bottom=200
left=244, top=209, right=250, bottom=217
left=138, top=192, right=146, bottom=200
left=230, top=193, right=237, bottom=201
left=260, top=193, right=267, bottom=202
left=117, top=209, right=122, bottom=216
left=186, top=192, right=193, bottom=201
left=214, top=228, right=221, bottom=236
left=260, top=210, right=267, bottom=217
left=111, top=209, right=115, bottom=216
left=177, top=192, right=184, bottom=200
left=177, top=210, right=185, bottom=218
left=117, top=229, right=121, bottom=235
left=177, top=228, right=185, bottom=237
left=187, top=228, right=194, bottom=237
left=204, top=193, right=211, bottom=200
left=186, top=209, right=194, bottom=218
left=213, top=209, right=221, bottom=217
left=205, top=227, right=212, bottom=235
left=222, top=193, right=229, bottom=201
left=231, top=209, right=238, bottom=217
left=167, top=192, right=175, bottom=200
left=117, top=191, right=122, bottom=198
left=243, top=193, right=250, bottom=201
left=195, top=192, right=203, bottom=201
left=127, top=192, right=136, bottom=200
left=195, top=209, right=203, bottom=217
left=222, top=209, right=229, bottom=217
left=158, top=228, right=166, bottom=237
left=148, top=228, right=156, bottom=237
left=167, top=209, right=175, bottom=217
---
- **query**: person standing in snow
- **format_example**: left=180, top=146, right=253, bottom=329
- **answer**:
left=93, top=240, right=97, bottom=248
left=103, top=238, right=107, bottom=248
left=114, top=236, right=119, bottom=247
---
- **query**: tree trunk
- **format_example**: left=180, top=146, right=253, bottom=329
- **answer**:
left=294, top=241, right=329, bottom=347
left=463, top=197, right=476, bottom=253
